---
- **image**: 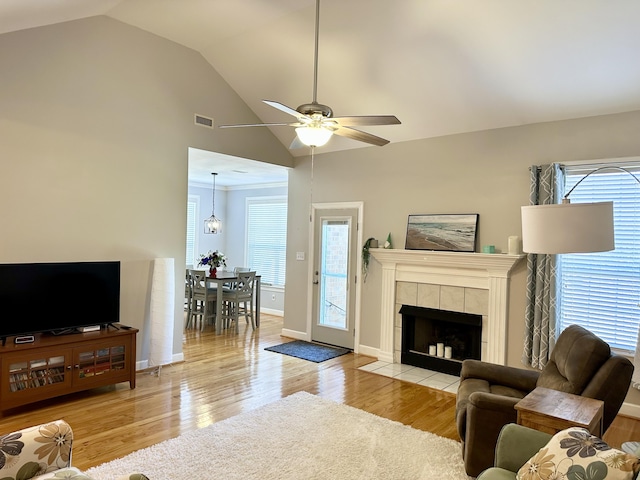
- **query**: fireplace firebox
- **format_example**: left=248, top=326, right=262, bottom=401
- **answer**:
left=400, top=305, right=482, bottom=376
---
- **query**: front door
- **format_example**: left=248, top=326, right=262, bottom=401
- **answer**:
left=311, top=206, right=359, bottom=349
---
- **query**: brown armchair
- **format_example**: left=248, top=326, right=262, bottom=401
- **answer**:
left=455, top=324, right=633, bottom=477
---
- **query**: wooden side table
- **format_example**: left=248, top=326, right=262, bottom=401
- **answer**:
left=514, top=386, right=604, bottom=437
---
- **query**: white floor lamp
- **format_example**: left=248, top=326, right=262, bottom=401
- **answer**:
left=521, top=165, right=640, bottom=388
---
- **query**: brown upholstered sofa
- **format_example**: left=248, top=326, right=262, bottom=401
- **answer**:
left=455, top=324, right=634, bottom=477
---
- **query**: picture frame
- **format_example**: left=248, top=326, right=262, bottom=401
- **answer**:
left=405, top=214, right=479, bottom=252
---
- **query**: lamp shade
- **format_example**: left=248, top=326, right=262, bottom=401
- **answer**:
left=295, top=126, right=333, bottom=147
left=521, top=201, right=614, bottom=254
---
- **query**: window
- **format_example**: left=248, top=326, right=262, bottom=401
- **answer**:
left=245, top=196, right=287, bottom=288
left=558, top=163, right=640, bottom=353
left=186, top=196, right=199, bottom=267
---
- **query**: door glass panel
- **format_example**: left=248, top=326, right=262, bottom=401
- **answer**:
left=319, top=219, right=349, bottom=330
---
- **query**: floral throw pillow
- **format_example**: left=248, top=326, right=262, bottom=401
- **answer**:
left=517, top=427, right=640, bottom=480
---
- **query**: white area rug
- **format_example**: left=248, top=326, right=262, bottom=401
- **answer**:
left=86, top=391, right=470, bottom=480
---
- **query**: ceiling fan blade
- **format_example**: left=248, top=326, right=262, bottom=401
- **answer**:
left=219, top=122, right=294, bottom=129
left=263, top=100, right=306, bottom=119
left=331, top=115, right=401, bottom=127
left=333, top=126, right=390, bottom=146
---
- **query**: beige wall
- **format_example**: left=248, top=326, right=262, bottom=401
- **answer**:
left=0, top=16, right=292, bottom=363
left=284, top=110, right=640, bottom=372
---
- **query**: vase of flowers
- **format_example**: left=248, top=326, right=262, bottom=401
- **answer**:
left=198, top=250, right=227, bottom=277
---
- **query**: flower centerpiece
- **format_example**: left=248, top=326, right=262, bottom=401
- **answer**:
left=198, top=250, right=227, bottom=277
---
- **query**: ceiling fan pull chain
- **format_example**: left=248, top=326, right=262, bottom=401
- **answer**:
left=309, top=147, right=315, bottom=222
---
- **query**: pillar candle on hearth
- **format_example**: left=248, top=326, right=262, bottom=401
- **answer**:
left=428, top=345, right=436, bottom=355
left=437, top=343, right=444, bottom=357
left=444, top=346, right=452, bottom=359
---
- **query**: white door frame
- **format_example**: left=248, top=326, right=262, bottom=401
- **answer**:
left=306, top=201, right=364, bottom=353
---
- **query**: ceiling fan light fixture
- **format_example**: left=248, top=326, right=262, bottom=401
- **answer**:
left=295, top=125, right=333, bottom=147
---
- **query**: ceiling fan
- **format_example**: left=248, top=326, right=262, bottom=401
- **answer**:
left=219, top=0, right=401, bottom=149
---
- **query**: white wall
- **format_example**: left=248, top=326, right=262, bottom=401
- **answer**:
left=0, top=16, right=292, bottom=365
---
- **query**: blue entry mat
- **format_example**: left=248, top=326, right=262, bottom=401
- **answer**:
left=264, top=340, right=350, bottom=363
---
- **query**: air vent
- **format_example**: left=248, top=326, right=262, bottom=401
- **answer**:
left=194, top=114, right=214, bottom=129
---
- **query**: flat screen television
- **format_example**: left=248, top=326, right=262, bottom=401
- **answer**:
left=0, top=261, right=120, bottom=339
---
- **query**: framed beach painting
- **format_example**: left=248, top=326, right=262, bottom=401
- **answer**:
left=405, top=214, right=479, bottom=252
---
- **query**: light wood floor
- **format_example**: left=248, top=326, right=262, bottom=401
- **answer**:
left=1, top=313, right=639, bottom=471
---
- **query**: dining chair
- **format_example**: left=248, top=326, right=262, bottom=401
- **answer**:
left=222, top=267, right=248, bottom=289
left=188, top=269, right=217, bottom=331
left=221, top=271, right=256, bottom=332
left=184, top=268, right=193, bottom=327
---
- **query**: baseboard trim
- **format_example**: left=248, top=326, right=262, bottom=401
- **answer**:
left=619, top=401, right=640, bottom=420
left=280, top=328, right=309, bottom=341
left=359, top=344, right=392, bottom=363
left=260, top=308, right=283, bottom=316
left=136, top=352, right=184, bottom=372
left=356, top=344, right=379, bottom=358
left=172, top=352, right=185, bottom=363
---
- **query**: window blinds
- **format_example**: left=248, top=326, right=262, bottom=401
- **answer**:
left=186, top=198, right=198, bottom=267
left=559, top=165, right=640, bottom=352
left=246, top=197, right=287, bottom=288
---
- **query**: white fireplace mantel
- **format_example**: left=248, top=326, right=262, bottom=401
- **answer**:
left=370, top=249, right=525, bottom=365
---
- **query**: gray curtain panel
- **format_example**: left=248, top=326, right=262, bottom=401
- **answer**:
left=522, top=163, right=564, bottom=369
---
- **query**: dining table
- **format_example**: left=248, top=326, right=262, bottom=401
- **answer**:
left=203, top=271, right=261, bottom=334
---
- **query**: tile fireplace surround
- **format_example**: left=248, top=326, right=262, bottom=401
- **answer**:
left=370, top=249, right=525, bottom=366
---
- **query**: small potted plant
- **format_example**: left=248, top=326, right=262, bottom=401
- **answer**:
left=198, top=250, right=227, bottom=277
left=362, top=237, right=378, bottom=282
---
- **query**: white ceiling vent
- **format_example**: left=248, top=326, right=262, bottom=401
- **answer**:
left=194, top=114, right=214, bottom=129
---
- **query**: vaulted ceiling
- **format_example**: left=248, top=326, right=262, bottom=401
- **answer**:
left=3, top=0, right=640, bottom=180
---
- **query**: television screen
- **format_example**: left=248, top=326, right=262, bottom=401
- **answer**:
left=0, top=261, right=120, bottom=338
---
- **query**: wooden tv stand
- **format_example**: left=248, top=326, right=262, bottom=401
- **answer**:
left=0, top=326, right=137, bottom=411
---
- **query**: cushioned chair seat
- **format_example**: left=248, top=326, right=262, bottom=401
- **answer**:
left=476, top=424, right=553, bottom=480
